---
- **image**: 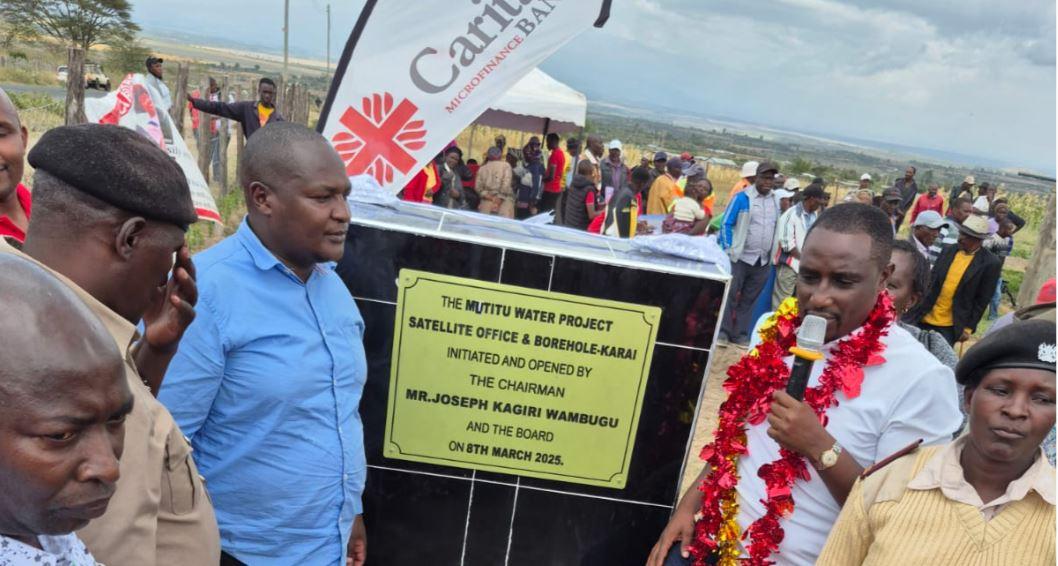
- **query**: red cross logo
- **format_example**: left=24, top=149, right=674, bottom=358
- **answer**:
left=331, top=92, right=427, bottom=185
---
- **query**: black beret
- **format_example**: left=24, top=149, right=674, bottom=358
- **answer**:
left=28, top=124, right=197, bottom=228
left=956, top=319, right=1057, bottom=387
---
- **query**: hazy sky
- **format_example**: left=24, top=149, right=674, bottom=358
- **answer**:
left=133, top=0, right=1056, bottom=173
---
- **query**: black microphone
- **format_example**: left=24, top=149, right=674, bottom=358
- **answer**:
left=785, top=314, right=827, bottom=401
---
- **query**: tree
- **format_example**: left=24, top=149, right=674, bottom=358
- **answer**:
left=0, top=0, right=139, bottom=51
left=104, top=35, right=148, bottom=76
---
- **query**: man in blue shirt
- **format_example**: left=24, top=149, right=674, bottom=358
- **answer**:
left=160, top=123, right=367, bottom=566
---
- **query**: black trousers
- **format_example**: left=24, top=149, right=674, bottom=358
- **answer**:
left=537, top=190, right=560, bottom=213
left=220, top=551, right=247, bottom=566
left=918, top=322, right=959, bottom=345
left=720, top=258, right=772, bottom=342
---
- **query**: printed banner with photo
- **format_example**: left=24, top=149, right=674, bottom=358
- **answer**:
left=85, top=73, right=221, bottom=224
left=318, top=0, right=610, bottom=193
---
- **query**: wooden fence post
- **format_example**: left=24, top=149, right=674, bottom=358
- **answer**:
left=281, top=82, right=296, bottom=120
left=295, top=86, right=309, bottom=125
left=235, top=80, right=253, bottom=174
left=64, top=47, right=87, bottom=125
left=467, top=124, right=478, bottom=161
left=274, top=75, right=285, bottom=115
left=217, top=75, right=230, bottom=195
left=170, top=63, right=189, bottom=136
left=196, top=78, right=211, bottom=183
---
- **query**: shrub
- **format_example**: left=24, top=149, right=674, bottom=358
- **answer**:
left=8, top=90, right=62, bottom=117
left=1002, top=267, right=1024, bottom=304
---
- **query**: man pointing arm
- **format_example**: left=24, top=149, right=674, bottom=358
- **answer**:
left=187, top=77, right=285, bottom=139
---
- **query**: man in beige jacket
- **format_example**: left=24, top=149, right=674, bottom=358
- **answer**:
left=476, top=146, right=514, bottom=218
left=2, top=123, right=219, bottom=565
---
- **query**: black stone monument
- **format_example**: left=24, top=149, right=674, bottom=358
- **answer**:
left=336, top=201, right=729, bottom=565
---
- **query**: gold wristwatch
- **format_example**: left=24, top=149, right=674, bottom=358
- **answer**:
left=815, top=441, right=842, bottom=471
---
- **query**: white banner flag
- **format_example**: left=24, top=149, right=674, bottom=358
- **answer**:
left=85, top=74, right=222, bottom=224
left=318, top=0, right=610, bottom=193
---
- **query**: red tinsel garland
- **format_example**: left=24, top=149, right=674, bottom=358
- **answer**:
left=690, top=293, right=895, bottom=565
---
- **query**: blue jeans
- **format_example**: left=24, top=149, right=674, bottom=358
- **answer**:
left=527, top=162, right=545, bottom=203
left=989, top=278, right=1003, bottom=319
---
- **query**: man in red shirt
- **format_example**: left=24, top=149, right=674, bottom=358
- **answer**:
left=0, top=88, right=30, bottom=243
left=539, top=132, right=566, bottom=213
left=910, top=183, right=944, bottom=224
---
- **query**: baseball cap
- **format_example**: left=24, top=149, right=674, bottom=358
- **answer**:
left=774, top=189, right=794, bottom=199
left=653, top=151, right=668, bottom=162
left=680, top=151, right=693, bottom=161
left=963, top=175, right=976, bottom=185
left=803, top=185, right=826, bottom=199
left=683, top=163, right=705, bottom=179
left=608, top=139, right=622, bottom=150
left=756, top=161, right=779, bottom=175
left=784, top=178, right=801, bottom=190
left=145, top=56, right=163, bottom=66
left=958, top=215, right=990, bottom=239
left=912, top=210, right=946, bottom=229
left=860, top=173, right=872, bottom=181
left=741, top=161, right=759, bottom=178
left=882, top=188, right=902, bottom=202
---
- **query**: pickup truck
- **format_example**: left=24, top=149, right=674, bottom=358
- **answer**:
left=56, top=63, right=111, bottom=91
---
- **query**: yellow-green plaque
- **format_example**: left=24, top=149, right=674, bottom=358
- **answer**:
left=384, top=269, right=661, bottom=488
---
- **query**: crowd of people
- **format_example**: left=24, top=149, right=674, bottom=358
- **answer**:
left=0, top=72, right=1054, bottom=566
left=397, top=133, right=724, bottom=238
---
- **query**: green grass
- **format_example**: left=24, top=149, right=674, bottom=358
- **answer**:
left=0, top=66, right=58, bottom=86
left=9, top=91, right=63, bottom=117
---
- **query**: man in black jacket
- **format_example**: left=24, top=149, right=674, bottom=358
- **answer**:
left=909, top=214, right=1001, bottom=345
left=186, top=77, right=283, bottom=139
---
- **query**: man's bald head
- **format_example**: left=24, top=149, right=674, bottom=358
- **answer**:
left=240, top=122, right=343, bottom=191
left=586, top=134, right=604, bottom=157
left=239, top=122, right=352, bottom=273
left=0, top=254, right=131, bottom=538
left=0, top=87, right=28, bottom=200
left=0, top=256, right=123, bottom=394
left=0, top=88, right=20, bottom=130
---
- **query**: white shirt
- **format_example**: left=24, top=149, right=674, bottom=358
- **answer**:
left=738, top=322, right=962, bottom=565
left=774, top=204, right=816, bottom=272
left=0, top=533, right=97, bottom=565
left=972, top=195, right=991, bottom=214
left=144, top=73, right=172, bottom=114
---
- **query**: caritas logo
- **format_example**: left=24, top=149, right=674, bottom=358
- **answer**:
left=331, top=92, right=426, bottom=185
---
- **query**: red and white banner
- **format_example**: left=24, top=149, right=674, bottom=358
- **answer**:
left=318, top=0, right=610, bottom=193
left=85, top=74, right=222, bottom=224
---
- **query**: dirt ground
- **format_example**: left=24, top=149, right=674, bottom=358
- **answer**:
left=678, top=342, right=748, bottom=496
